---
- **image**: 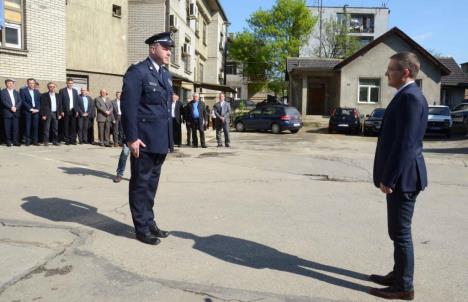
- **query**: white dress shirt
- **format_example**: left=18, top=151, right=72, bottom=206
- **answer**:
left=29, top=89, right=36, bottom=107
left=67, top=88, right=74, bottom=109
left=50, top=92, right=57, bottom=112
left=8, top=89, right=16, bottom=107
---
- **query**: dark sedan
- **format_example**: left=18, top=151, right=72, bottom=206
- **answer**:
left=328, top=107, right=362, bottom=134
left=363, top=108, right=385, bottom=135
left=235, top=105, right=303, bottom=134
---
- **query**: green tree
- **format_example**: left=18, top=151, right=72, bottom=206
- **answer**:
left=314, top=15, right=361, bottom=58
left=229, top=0, right=317, bottom=96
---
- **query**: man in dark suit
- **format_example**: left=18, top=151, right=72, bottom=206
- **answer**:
left=1, top=79, right=23, bottom=146
left=40, top=82, right=63, bottom=146
left=183, top=101, right=192, bottom=146
left=214, top=92, right=231, bottom=147
left=20, top=78, right=41, bottom=146
left=58, top=78, right=79, bottom=144
left=77, top=87, right=94, bottom=144
left=188, top=93, right=207, bottom=148
left=369, top=52, right=429, bottom=301
left=171, top=93, right=183, bottom=148
left=111, top=91, right=122, bottom=147
left=121, top=32, right=174, bottom=245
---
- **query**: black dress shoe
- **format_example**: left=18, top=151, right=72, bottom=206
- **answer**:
left=149, top=225, right=169, bottom=238
left=6, top=143, right=12, bottom=147
left=225, top=143, right=230, bottom=147
left=201, top=145, right=207, bottom=148
left=369, top=286, right=414, bottom=300
left=369, top=272, right=394, bottom=286
left=136, top=232, right=161, bottom=245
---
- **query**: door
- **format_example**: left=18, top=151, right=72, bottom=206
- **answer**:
left=307, top=83, right=325, bottom=115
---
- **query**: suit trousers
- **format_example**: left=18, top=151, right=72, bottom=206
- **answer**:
left=78, top=117, right=89, bottom=143
left=63, top=112, right=77, bottom=143
left=387, top=191, right=419, bottom=291
left=215, top=118, right=230, bottom=145
left=129, top=151, right=167, bottom=235
left=3, top=115, right=20, bottom=144
left=24, top=111, right=40, bottom=144
left=112, top=116, right=122, bottom=145
left=191, top=118, right=205, bottom=147
left=185, top=123, right=192, bottom=145
left=98, top=121, right=111, bottom=145
left=172, top=118, right=182, bottom=146
left=43, top=113, right=59, bottom=143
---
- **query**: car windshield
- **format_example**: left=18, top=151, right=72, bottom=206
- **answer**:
left=429, top=107, right=450, bottom=116
left=371, top=109, right=385, bottom=118
left=336, top=108, right=353, bottom=116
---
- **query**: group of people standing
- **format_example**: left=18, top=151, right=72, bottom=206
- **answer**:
left=0, top=77, right=123, bottom=147
left=171, top=91, right=231, bottom=149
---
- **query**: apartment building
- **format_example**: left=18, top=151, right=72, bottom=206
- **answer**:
left=300, top=5, right=389, bottom=57
left=128, top=0, right=232, bottom=106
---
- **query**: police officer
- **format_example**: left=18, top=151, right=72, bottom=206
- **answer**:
left=121, top=32, right=174, bottom=245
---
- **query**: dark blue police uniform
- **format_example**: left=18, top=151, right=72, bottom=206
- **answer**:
left=121, top=33, right=174, bottom=238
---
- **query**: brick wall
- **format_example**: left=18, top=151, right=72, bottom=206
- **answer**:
left=0, top=0, right=66, bottom=83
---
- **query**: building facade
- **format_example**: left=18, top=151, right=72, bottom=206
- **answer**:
left=128, top=0, right=232, bottom=106
left=300, top=5, right=389, bottom=57
left=288, top=27, right=450, bottom=116
left=0, top=0, right=67, bottom=88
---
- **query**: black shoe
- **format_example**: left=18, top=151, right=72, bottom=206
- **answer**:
left=192, top=145, right=198, bottom=148
left=136, top=232, right=161, bottom=245
left=225, top=143, right=230, bottom=147
left=6, top=143, right=12, bottom=147
left=201, top=145, right=207, bottom=148
left=44, top=142, right=49, bottom=146
left=13, top=143, right=21, bottom=146
left=33, top=142, right=39, bottom=146
left=25, top=143, right=31, bottom=146
left=369, top=272, right=394, bottom=286
left=149, top=225, right=169, bottom=238
left=53, top=142, right=60, bottom=146
left=217, top=144, right=223, bottom=147
left=369, top=286, right=414, bottom=300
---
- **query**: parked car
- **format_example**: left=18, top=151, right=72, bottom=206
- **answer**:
left=363, top=108, right=385, bottom=135
left=228, top=99, right=257, bottom=112
left=234, top=105, right=303, bottom=134
left=328, top=107, right=362, bottom=134
left=426, top=105, right=452, bottom=138
left=255, top=95, right=286, bottom=108
left=451, top=102, right=468, bottom=125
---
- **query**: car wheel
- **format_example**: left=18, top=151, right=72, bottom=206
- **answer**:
left=271, top=123, right=280, bottom=134
left=290, top=129, right=299, bottom=134
left=235, top=122, right=245, bottom=132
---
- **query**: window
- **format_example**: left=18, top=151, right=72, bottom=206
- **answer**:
left=112, top=5, right=122, bottom=18
left=198, top=63, right=204, bottom=82
left=358, top=79, right=380, bottom=103
left=225, top=62, right=237, bottom=75
left=1, top=0, right=24, bottom=49
left=202, top=21, right=207, bottom=45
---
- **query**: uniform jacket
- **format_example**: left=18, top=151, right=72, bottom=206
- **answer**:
left=1, top=88, right=22, bottom=118
left=95, top=96, right=114, bottom=123
left=19, top=87, right=41, bottom=112
left=121, top=57, right=173, bottom=153
left=373, top=83, right=428, bottom=192
left=58, top=87, right=80, bottom=114
left=40, top=92, right=62, bottom=117
left=77, top=95, right=95, bottom=118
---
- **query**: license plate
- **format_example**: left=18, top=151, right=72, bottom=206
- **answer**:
left=293, top=123, right=300, bottom=127
left=338, top=124, right=349, bottom=127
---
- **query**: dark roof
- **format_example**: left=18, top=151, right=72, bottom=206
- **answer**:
left=334, top=27, right=451, bottom=76
left=439, top=57, right=468, bottom=87
left=287, top=58, right=341, bottom=72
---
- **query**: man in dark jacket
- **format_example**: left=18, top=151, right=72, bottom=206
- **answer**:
left=1, top=79, right=23, bottom=146
left=77, top=87, right=94, bottom=144
left=19, top=78, right=41, bottom=145
left=187, top=93, right=207, bottom=148
left=40, top=82, right=63, bottom=146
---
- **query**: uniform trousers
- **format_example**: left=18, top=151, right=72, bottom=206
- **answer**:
left=129, top=151, right=167, bottom=235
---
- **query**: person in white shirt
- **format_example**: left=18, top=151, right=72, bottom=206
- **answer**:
left=40, top=82, right=63, bottom=146
left=1, top=79, right=23, bottom=146
left=111, top=91, right=123, bottom=147
left=58, top=78, right=79, bottom=144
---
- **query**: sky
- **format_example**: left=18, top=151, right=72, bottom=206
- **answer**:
left=219, top=0, right=468, bottom=64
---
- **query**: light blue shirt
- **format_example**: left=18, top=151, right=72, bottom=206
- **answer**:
left=82, top=96, right=88, bottom=112
left=192, top=101, right=199, bottom=119
left=29, top=89, right=35, bottom=107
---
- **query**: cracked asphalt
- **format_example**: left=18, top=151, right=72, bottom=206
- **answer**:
left=0, top=127, right=467, bottom=302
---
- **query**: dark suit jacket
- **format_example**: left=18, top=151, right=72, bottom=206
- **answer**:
left=77, top=95, right=95, bottom=118
left=172, top=100, right=183, bottom=124
left=373, top=83, right=428, bottom=192
left=19, top=87, right=41, bottom=112
left=58, top=87, right=79, bottom=114
left=111, top=99, right=122, bottom=120
left=1, top=89, right=22, bottom=118
left=187, top=100, right=206, bottom=124
left=40, top=92, right=62, bottom=117
left=121, top=57, right=173, bottom=153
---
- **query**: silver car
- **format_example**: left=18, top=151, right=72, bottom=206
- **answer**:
left=426, top=105, right=452, bottom=138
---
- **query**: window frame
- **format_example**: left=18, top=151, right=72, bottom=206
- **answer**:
left=358, top=78, right=380, bottom=104
left=1, top=0, right=25, bottom=50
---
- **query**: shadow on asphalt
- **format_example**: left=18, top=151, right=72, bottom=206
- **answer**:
left=172, top=231, right=369, bottom=293
left=423, top=147, right=468, bottom=155
left=21, top=196, right=134, bottom=239
left=58, top=166, right=129, bottom=182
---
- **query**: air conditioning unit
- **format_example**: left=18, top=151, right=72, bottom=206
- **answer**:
left=189, top=2, right=198, bottom=18
left=169, top=14, right=178, bottom=31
